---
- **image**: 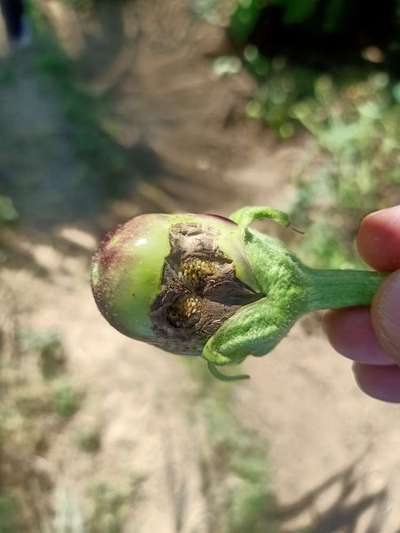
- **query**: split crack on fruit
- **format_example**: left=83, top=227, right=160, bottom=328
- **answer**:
left=150, top=222, right=263, bottom=357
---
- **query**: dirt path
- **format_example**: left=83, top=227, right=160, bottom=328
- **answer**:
left=1, top=1, right=400, bottom=532
left=0, top=52, right=100, bottom=229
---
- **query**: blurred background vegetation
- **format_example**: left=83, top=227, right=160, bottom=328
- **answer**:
left=1, top=0, right=399, bottom=531
left=221, top=0, right=400, bottom=267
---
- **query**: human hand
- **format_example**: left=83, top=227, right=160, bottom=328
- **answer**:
left=323, top=206, right=400, bottom=402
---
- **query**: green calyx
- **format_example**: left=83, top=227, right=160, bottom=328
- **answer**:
left=91, top=206, right=386, bottom=383
left=201, top=206, right=386, bottom=381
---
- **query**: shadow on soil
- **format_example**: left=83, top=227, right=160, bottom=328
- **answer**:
left=276, top=458, right=389, bottom=533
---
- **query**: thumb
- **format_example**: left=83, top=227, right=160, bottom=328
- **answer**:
left=371, top=270, right=400, bottom=364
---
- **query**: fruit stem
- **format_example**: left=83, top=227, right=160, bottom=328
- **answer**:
left=305, top=268, right=387, bottom=312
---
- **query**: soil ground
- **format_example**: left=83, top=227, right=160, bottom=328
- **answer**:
left=1, top=1, right=400, bottom=532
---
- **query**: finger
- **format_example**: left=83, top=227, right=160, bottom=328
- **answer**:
left=357, top=206, right=400, bottom=271
left=323, top=307, right=396, bottom=365
left=371, top=271, right=400, bottom=365
left=353, top=363, right=400, bottom=403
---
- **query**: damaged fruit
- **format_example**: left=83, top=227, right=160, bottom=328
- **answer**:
left=91, top=213, right=261, bottom=354
left=91, top=206, right=386, bottom=381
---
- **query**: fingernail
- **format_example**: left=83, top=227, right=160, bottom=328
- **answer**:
left=371, top=271, right=400, bottom=363
left=365, top=205, right=400, bottom=221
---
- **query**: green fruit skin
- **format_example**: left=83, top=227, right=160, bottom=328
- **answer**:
left=91, top=213, right=260, bottom=347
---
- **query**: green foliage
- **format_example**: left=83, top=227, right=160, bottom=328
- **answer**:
left=270, top=0, right=347, bottom=28
left=203, top=396, right=279, bottom=533
left=0, top=328, right=61, bottom=532
left=213, top=55, right=243, bottom=77
left=231, top=0, right=320, bottom=44
left=276, top=0, right=319, bottom=25
left=244, top=55, right=315, bottom=136
left=0, top=195, right=18, bottom=223
left=191, top=0, right=229, bottom=24
left=290, top=73, right=400, bottom=267
left=51, top=383, right=83, bottom=418
left=230, top=0, right=267, bottom=43
left=0, top=493, right=20, bottom=533
left=230, top=0, right=386, bottom=40
left=225, top=2, right=400, bottom=266
left=87, top=477, right=145, bottom=533
left=230, top=0, right=330, bottom=35
left=228, top=0, right=400, bottom=136
left=19, top=328, right=66, bottom=379
left=294, top=221, right=362, bottom=270
left=242, top=53, right=380, bottom=137
left=191, top=0, right=242, bottom=27
left=76, top=428, right=101, bottom=454
left=188, top=363, right=279, bottom=533
left=295, top=75, right=400, bottom=203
